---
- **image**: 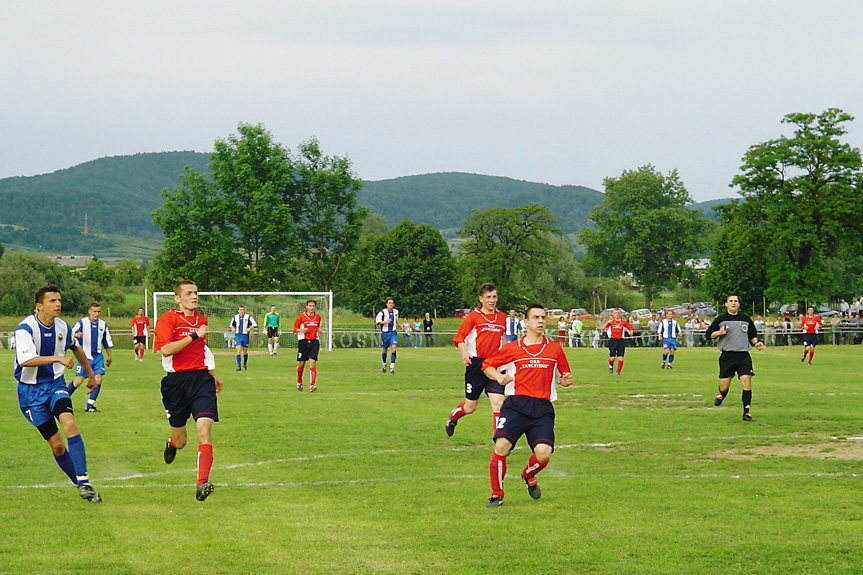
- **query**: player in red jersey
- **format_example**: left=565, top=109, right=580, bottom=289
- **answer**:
left=445, top=283, right=508, bottom=438
left=799, top=306, right=824, bottom=365
left=154, top=280, right=224, bottom=502
left=293, top=299, right=322, bottom=392
left=482, top=304, right=572, bottom=507
left=131, top=308, right=150, bottom=361
left=602, top=308, right=634, bottom=375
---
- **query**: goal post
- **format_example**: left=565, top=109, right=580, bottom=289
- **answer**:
left=152, top=291, right=333, bottom=352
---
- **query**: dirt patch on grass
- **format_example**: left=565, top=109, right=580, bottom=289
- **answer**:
left=717, top=441, right=863, bottom=460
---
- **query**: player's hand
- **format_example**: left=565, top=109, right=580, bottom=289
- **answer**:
left=499, top=372, right=514, bottom=385
left=754, top=341, right=765, bottom=351
left=74, top=332, right=83, bottom=339
left=86, top=376, right=98, bottom=391
left=196, top=325, right=209, bottom=339
left=559, top=372, right=573, bottom=387
left=106, top=356, right=112, bottom=367
left=461, top=352, right=473, bottom=366
left=717, top=325, right=727, bottom=336
left=213, top=374, right=223, bottom=393
left=58, top=356, right=74, bottom=369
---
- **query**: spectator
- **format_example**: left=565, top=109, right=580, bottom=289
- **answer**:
left=423, top=313, right=434, bottom=347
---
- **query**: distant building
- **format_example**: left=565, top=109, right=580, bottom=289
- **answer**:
left=51, top=255, right=94, bottom=269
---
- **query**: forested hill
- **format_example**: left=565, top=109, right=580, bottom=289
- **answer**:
left=360, top=173, right=604, bottom=234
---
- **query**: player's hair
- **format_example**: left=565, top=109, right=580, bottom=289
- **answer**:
left=385, top=297, right=395, bottom=304
left=89, top=302, right=101, bottom=309
left=306, top=299, right=317, bottom=306
left=478, top=282, right=497, bottom=296
left=137, top=307, right=145, bottom=312
left=524, top=304, right=545, bottom=318
left=35, top=285, right=61, bottom=305
left=173, top=280, right=196, bottom=295
left=726, top=293, right=739, bottom=302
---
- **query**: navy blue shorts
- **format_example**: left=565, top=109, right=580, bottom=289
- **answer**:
left=493, top=395, right=556, bottom=451
left=133, top=336, right=147, bottom=346
left=380, top=331, right=398, bottom=349
left=233, top=334, right=250, bottom=348
left=297, top=339, right=320, bottom=362
left=608, top=338, right=626, bottom=357
left=75, top=353, right=106, bottom=377
left=464, top=357, right=505, bottom=400
left=803, top=333, right=818, bottom=347
left=161, top=370, right=219, bottom=428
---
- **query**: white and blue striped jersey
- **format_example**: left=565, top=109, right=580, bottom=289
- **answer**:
left=72, top=317, right=113, bottom=360
left=657, top=318, right=681, bottom=339
left=230, top=313, right=257, bottom=334
left=14, top=315, right=79, bottom=385
left=376, top=308, right=399, bottom=333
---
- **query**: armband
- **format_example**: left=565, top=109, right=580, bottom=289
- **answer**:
left=189, top=332, right=199, bottom=341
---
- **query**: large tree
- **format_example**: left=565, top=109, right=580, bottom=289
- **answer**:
left=578, top=165, right=709, bottom=307
left=457, top=205, right=562, bottom=306
left=729, top=108, right=863, bottom=305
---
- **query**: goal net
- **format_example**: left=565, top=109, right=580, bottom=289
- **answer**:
left=152, top=291, right=333, bottom=352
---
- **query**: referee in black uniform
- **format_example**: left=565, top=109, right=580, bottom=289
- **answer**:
left=705, top=294, right=765, bottom=422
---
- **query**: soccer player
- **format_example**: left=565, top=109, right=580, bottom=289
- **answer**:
left=293, top=300, right=322, bottom=392
left=482, top=304, right=572, bottom=507
left=68, top=302, right=113, bottom=412
left=602, top=308, right=634, bottom=375
left=13, top=285, right=102, bottom=503
left=799, top=306, right=824, bottom=365
left=705, top=294, right=765, bottom=422
left=229, top=305, right=257, bottom=371
left=375, top=297, right=399, bottom=373
left=445, top=283, right=507, bottom=437
left=504, top=309, right=522, bottom=343
left=265, top=305, right=280, bottom=356
left=131, top=307, right=150, bottom=361
left=155, top=280, right=224, bottom=501
left=657, top=309, right=681, bottom=369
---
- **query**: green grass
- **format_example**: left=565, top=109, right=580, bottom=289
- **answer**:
left=2, top=344, right=863, bottom=574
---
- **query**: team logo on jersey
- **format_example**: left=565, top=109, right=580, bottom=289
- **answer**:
left=740, top=324, right=748, bottom=332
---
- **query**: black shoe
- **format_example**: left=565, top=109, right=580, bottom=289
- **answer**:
left=445, top=419, right=457, bottom=437
left=801, top=356, right=805, bottom=362
left=381, top=364, right=386, bottom=373
left=742, top=413, right=755, bottom=422
left=164, top=441, right=177, bottom=464
left=78, top=483, right=102, bottom=503
left=390, top=367, right=395, bottom=374
left=486, top=496, right=503, bottom=508
left=714, top=393, right=725, bottom=406
left=523, top=476, right=541, bottom=500
left=666, top=364, right=673, bottom=370
left=85, top=405, right=100, bottom=412
left=609, top=366, right=613, bottom=374
left=243, top=364, right=248, bottom=370
left=661, top=363, right=665, bottom=369
left=236, top=366, right=242, bottom=371
left=196, top=481, right=215, bottom=502
left=296, top=384, right=303, bottom=392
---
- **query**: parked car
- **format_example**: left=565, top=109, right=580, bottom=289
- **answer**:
left=814, top=305, right=839, bottom=317
left=454, top=308, right=471, bottom=318
left=598, top=308, right=628, bottom=320
left=693, top=307, right=717, bottom=318
left=547, top=308, right=568, bottom=320
left=630, top=308, right=658, bottom=319
left=690, top=301, right=713, bottom=310
left=664, top=305, right=692, bottom=317
left=568, top=308, right=594, bottom=320
left=778, top=304, right=798, bottom=317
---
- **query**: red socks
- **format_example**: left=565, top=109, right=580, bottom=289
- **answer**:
left=297, top=366, right=304, bottom=384
left=489, top=452, right=507, bottom=498
left=310, top=367, right=317, bottom=385
left=197, top=444, right=213, bottom=486
left=449, top=402, right=467, bottom=423
left=616, top=359, right=624, bottom=374
left=492, top=411, right=501, bottom=434
left=521, top=453, right=548, bottom=486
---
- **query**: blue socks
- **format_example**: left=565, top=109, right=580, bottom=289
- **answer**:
left=66, top=434, right=89, bottom=486
left=53, top=450, right=77, bottom=484
left=390, top=352, right=397, bottom=364
left=88, top=384, right=101, bottom=402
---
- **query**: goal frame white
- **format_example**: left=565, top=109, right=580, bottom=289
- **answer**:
left=152, top=291, right=334, bottom=351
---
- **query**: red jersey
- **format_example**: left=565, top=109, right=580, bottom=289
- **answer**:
left=603, top=318, right=634, bottom=340
left=293, top=312, right=322, bottom=341
left=154, top=309, right=215, bottom=372
left=131, top=315, right=150, bottom=337
left=800, top=315, right=823, bottom=334
left=482, top=337, right=571, bottom=402
left=453, top=307, right=506, bottom=359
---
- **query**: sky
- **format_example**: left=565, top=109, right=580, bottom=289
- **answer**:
left=1, top=0, right=861, bottom=202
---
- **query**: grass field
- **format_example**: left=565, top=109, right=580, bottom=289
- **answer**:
left=2, top=343, right=863, bottom=574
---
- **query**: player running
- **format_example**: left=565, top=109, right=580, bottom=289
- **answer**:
left=68, top=302, right=113, bottom=412
left=482, top=304, right=572, bottom=507
left=445, top=283, right=507, bottom=437
left=131, top=307, right=150, bottom=361
left=293, top=300, right=322, bottom=392
left=602, top=308, right=634, bottom=375
left=799, top=306, right=823, bottom=365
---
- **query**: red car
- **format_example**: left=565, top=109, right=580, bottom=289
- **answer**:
left=454, top=308, right=472, bottom=318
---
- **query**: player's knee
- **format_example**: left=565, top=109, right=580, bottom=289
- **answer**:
left=463, top=402, right=478, bottom=414
left=534, top=444, right=553, bottom=463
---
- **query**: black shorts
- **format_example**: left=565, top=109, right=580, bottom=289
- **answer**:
left=464, top=357, right=505, bottom=400
left=803, top=333, right=818, bottom=347
left=161, top=370, right=219, bottom=428
left=608, top=339, right=626, bottom=357
left=133, top=336, right=147, bottom=345
left=718, top=351, right=755, bottom=380
left=493, top=395, right=555, bottom=450
left=297, top=339, right=320, bottom=362
left=267, top=327, right=280, bottom=339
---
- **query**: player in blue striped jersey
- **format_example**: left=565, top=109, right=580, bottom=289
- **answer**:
left=68, top=302, right=114, bottom=412
left=13, top=285, right=102, bottom=502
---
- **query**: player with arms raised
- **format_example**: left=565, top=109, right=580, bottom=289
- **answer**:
left=293, top=300, right=322, bottom=392
left=482, top=304, right=572, bottom=507
left=799, top=306, right=823, bottom=365
left=445, top=282, right=507, bottom=437
left=131, top=307, right=150, bottom=361
left=155, top=280, right=224, bottom=501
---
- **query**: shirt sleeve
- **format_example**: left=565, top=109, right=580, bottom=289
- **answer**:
left=15, top=325, right=38, bottom=365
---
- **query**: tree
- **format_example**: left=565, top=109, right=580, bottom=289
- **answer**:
left=292, top=138, right=367, bottom=291
left=578, top=165, right=710, bottom=307
left=730, top=108, right=863, bottom=305
left=458, top=205, right=562, bottom=306
left=349, top=221, right=460, bottom=317
left=0, top=252, right=92, bottom=316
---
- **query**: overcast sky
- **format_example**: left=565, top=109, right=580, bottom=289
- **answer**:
left=1, top=1, right=861, bottom=202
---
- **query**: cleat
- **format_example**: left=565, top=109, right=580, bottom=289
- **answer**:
left=390, top=367, right=395, bottom=374
left=523, top=476, right=541, bottom=500
left=486, top=496, right=503, bottom=508
left=714, top=393, right=725, bottom=406
left=661, top=363, right=665, bottom=369
left=85, top=405, right=100, bottom=412
left=666, top=364, right=673, bottom=370
left=742, top=413, right=755, bottom=422
left=236, top=366, right=242, bottom=371
left=296, top=384, right=303, bottom=392
left=164, top=441, right=177, bottom=464
left=609, top=366, right=613, bottom=374
left=381, top=364, right=386, bottom=373
left=78, top=483, right=102, bottom=503
left=801, top=356, right=805, bottom=362
left=195, top=481, right=215, bottom=502
left=309, top=384, right=317, bottom=393
left=243, top=364, right=247, bottom=371
left=445, top=419, right=457, bottom=437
